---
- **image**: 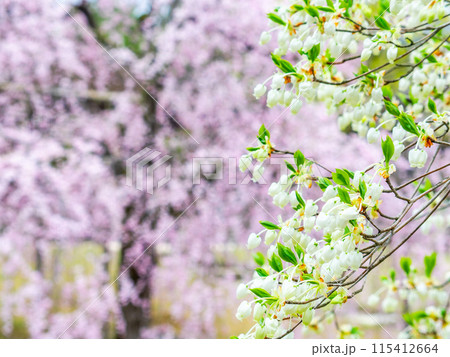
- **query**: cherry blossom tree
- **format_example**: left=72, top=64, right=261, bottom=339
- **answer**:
left=0, top=0, right=376, bottom=338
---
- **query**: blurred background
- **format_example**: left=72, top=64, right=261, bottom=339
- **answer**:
left=0, top=0, right=447, bottom=338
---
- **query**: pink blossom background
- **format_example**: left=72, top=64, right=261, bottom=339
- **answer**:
left=0, top=0, right=446, bottom=338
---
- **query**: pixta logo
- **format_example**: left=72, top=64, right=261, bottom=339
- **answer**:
left=126, top=148, right=172, bottom=194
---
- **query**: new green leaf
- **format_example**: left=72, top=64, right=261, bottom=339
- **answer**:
left=267, top=13, right=286, bottom=26
left=277, top=243, right=298, bottom=265
left=381, top=136, right=394, bottom=164
left=400, top=257, right=412, bottom=277
left=294, top=150, right=305, bottom=167
left=260, top=221, right=280, bottom=230
left=250, top=288, right=272, bottom=298
left=424, top=252, right=437, bottom=278
left=269, top=254, right=283, bottom=272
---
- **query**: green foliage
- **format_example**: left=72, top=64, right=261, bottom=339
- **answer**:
left=295, top=191, right=306, bottom=207
left=381, top=136, right=394, bottom=164
left=398, top=113, right=420, bottom=136
left=337, top=187, right=351, bottom=205
left=267, top=13, right=286, bottom=26
left=384, top=100, right=400, bottom=117
left=269, top=254, right=283, bottom=272
left=260, top=221, right=280, bottom=230
left=255, top=267, right=269, bottom=277
left=294, top=150, right=305, bottom=167
left=253, top=252, right=265, bottom=266
left=424, top=252, right=437, bottom=278
left=250, top=288, right=272, bottom=298
left=332, top=168, right=351, bottom=187
left=428, top=98, right=437, bottom=114
left=271, top=53, right=296, bottom=73
left=277, top=243, right=298, bottom=265
left=307, top=44, right=321, bottom=62
left=257, top=124, right=270, bottom=144
left=317, top=177, right=333, bottom=191
left=400, top=257, right=412, bottom=277
left=358, top=180, right=367, bottom=199
left=375, top=16, right=391, bottom=30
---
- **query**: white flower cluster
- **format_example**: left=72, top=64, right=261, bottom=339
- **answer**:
left=236, top=155, right=391, bottom=338
left=368, top=254, right=450, bottom=338
left=237, top=0, right=450, bottom=339
left=254, top=0, right=449, bottom=170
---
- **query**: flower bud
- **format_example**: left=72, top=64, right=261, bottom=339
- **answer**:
left=268, top=182, right=282, bottom=197
left=290, top=99, right=303, bottom=114
left=236, top=283, right=249, bottom=299
left=304, top=200, right=318, bottom=217
left=408, top=149, right=427, bottom=168
left=324, top=22, right=335, bottom=36
left=382, top=296, right=399, bottom=313
left=361, top=48, right=372, bottom=62
left=386, top=46, right=398, bottom=64
left=259, top=31, right=271, bottom=45
left=367, top=127, right=380, bottom=144
left=236, top=301, right=252, bottom=321
left=239, top=155, right=252, bottom=172
left=371, top=87, right=383, bottom=103
left=265, top=230, right=277, bottom=245
left=252, top=164, right=265, bottom=182
left=368, top=294, right=380, bottom=307
left=302, top=308, right=314, bottom=325
left=247, top=233, right=261, bottom=249
left=273, top=191, right=289, bottom=208
left=253, top=84, right=267, bottom=99
left=289, top=38, right=302, bottom=52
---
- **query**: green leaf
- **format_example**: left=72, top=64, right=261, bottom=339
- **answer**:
left=260, top=221, right=280, bottom=230
left=384, top=100, right=400, bottom=117
left=402, top=313, right=414, bottom=327
left=428, top=98, right=437, bottom=114
left=427, top=55, right=438, bottom=63
left=267, top=13, right=286, bottom=26
left=291, top=5, right=305, bottom=12
left=390, top=269, right=396, bottom=282
left=294, top=150, right=305, bottom=167
left=398, top=112, right=420, bottom=136
left=255, top=267, right=269, bottom=277
left=337, top=187, right=351, bottom=205
left=424, top=252, right=437, bottom=278
left=380, top=0, right=390, bottom=13
left=381, top=136, right=395, bottom=164
left=295, top=191, right=306, bottom=207
left=271, top=53, right=296, bottom=74
left=317, top=177, right=333, bottom=191
left=375, top=16, right=390, bottom=30
left=250, top=288, right=272, bottom=298
left=305, top=6, right=320, bottom=18
left=269, top=254, right=283, bottom=272
left=359, top=180, right=367, bottom=199
left=382, top=86, right=393, bottom=100
left=326, top=0, right=336, bottom=9
left=285, top=161, right=296, bottom=173
left=307, top=43, right=321, bottom=63
left=293, top=244, right=304, bottom=260
left=277, top=243, right=298, bottom=265
left=400, top=257, right=412, bottom=276
left=332, top=169, right=351, bottom=187
left=316, top=6, right=335, bottom=12
left=253, top=252, right=265, bottom=266
left=257, top=124, right=270, bottom=144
